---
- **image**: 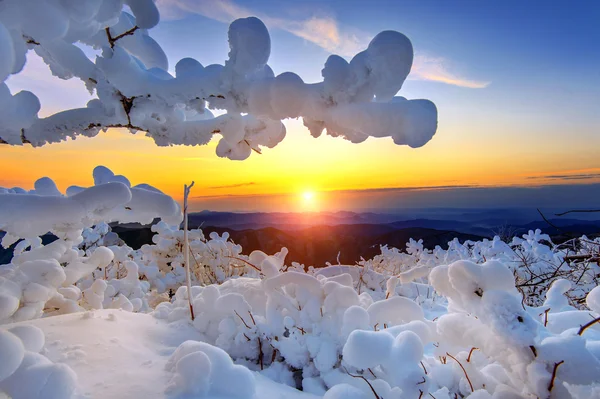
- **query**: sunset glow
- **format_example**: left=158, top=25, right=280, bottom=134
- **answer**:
left=1, top=1, right=598, bottom=213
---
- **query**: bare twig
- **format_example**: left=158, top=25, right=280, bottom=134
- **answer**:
left=555, top=209, right=600, bottom=217
left=258, top=337, right=264, bottom=370
left=234, top=310, right=251, bottom=329
left=542, top=308, right=551, bottom=327
left=343, top=367, right=380, bottom=399
left=578, top=316, right=600, bottom=336
left=224, top=256, right=261, bottom=272
left=446, top=352, right=473, bottom=392
left=467, top=347, right=479, bottom=362
left=548, top=360, right=564, bottom=392
left=183, top=182, right=195, bottom=320
left=105, top=26, right=139, bottom=48
left=537, top=208, right=563, bottom=233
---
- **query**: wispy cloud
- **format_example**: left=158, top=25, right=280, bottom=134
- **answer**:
left=156, top=0, right=488, bottom=88
left=332, top=184, right=480, bottom=195
left=208, top=182, right=256, bottom=189
left=411, top=55, right=490, bottom=89
left=527, top=173, right=600, bottom=181
left=157, top=0, right=368, bottom=55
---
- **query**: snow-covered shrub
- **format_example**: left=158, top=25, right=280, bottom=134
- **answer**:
left=155, top=258, right=440, bottom=395
left=365, top=231, right=600, bottom=308
left=135, top=222, right=265, bottom=293
left=154, top=245, right=600, bottom=398
left=0, top=166, right=181, bottom=323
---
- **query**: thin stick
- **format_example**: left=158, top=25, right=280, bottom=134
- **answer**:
left=578, top=316, right=600, bottom=336
left=467, top=347, right=479, bottom=362
left=543, top=308, right=551, bottom=327
left=343, top=367, right=380, bottom=399
left=234, top=310, right=251, bottom=329
left=446, top=352, right=473, bottom=392
left=183, top=182, right=195, bottom=320
left=224, top=255, right=261, bottom=272
left=189, top=246, right=207, bottom=286
left=548, top=360, right=564, bottom=392
left=555, top=209, right=600, bottom=217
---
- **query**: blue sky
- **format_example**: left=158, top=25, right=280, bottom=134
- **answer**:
left=152, top=0, right=600, bottom=142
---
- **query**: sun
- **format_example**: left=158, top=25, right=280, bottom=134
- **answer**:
left=302, top=191, right=315, bottom=203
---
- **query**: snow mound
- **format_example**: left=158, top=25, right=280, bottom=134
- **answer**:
left=0, top=325, right=78, bottom=399
left=166, top=340, right=256, bottom=398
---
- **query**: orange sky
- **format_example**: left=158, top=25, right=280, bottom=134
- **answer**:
left=2, top=117, right=600, bottom=212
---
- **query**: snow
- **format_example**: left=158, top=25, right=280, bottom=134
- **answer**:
left=0, top=166, right=181, bottom=246
left=226, top=17, right=271, bottom=76
left=1, top=309, right=319, bottom=399
left=343, top=330, right=394, bottom=369
left=0, top=329, right=24, bottom=381
left=0, top=23, right=15, bottom=82
left=0, top=207, right=599, bottom=398
left=587, top=286, right=600, bottom=314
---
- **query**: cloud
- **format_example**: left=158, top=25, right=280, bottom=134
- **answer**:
left=332, top=184, right=480, bottom=194
left=411, top=55, right=490, bottom=89
left=156, top=0, right=368, bottom=55
left=208, top=182, right=256, bottom=189
left=156, top=0, right=488, bottom=88
left=527, top=173, right=600, bottom=181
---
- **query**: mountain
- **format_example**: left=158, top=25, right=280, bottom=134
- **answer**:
left=84, top=224, right=485, bottom=267
left=2, top=210, right=598, bottom=266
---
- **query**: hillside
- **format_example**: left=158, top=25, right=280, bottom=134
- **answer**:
left=112, top=223, right=484, bottom=266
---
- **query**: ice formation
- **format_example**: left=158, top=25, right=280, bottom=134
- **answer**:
left=0, top=1, right=437, bottom=160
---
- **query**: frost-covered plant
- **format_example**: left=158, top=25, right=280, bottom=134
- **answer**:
left=0, top=166, right=181, bottom=323
left=135, top=222, right=263, bottom=292
left=364, top=230, right=600, bottom=308
left=155, top=253, right=600, bottom=398
left=0, top=1, right=438, bottom=161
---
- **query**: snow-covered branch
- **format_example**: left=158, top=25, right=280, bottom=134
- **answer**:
left=0, top=0, right=437, bottom=159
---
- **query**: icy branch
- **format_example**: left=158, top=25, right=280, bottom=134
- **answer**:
left=0, top=1, right=438, bottom=160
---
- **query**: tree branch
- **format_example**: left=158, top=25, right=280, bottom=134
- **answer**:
left=555, top=209, right=600, bottom=217
left=446, top=352, right=473, bottom=392
left=548, top=360, right=564, bottom=393
left=578, top=316, right=600, bottom=336
left=343, top=367, right=380, bottom=399
left=105, top=26, right=139, bottom=48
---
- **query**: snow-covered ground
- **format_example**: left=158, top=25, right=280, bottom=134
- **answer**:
left=3, top=309, right=316, bottom=399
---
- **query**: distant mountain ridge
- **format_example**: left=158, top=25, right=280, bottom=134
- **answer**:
left=112, top=223, right=485, bottom=267
left=2, top=210, right=599, bottom=267
left=189, top=210, right=600, bottom=237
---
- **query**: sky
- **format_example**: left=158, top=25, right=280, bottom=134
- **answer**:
left=2, top=0, right=600, bottom=213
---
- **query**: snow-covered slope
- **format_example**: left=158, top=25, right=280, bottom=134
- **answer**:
left=4, top=309, right=318, bottom=399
